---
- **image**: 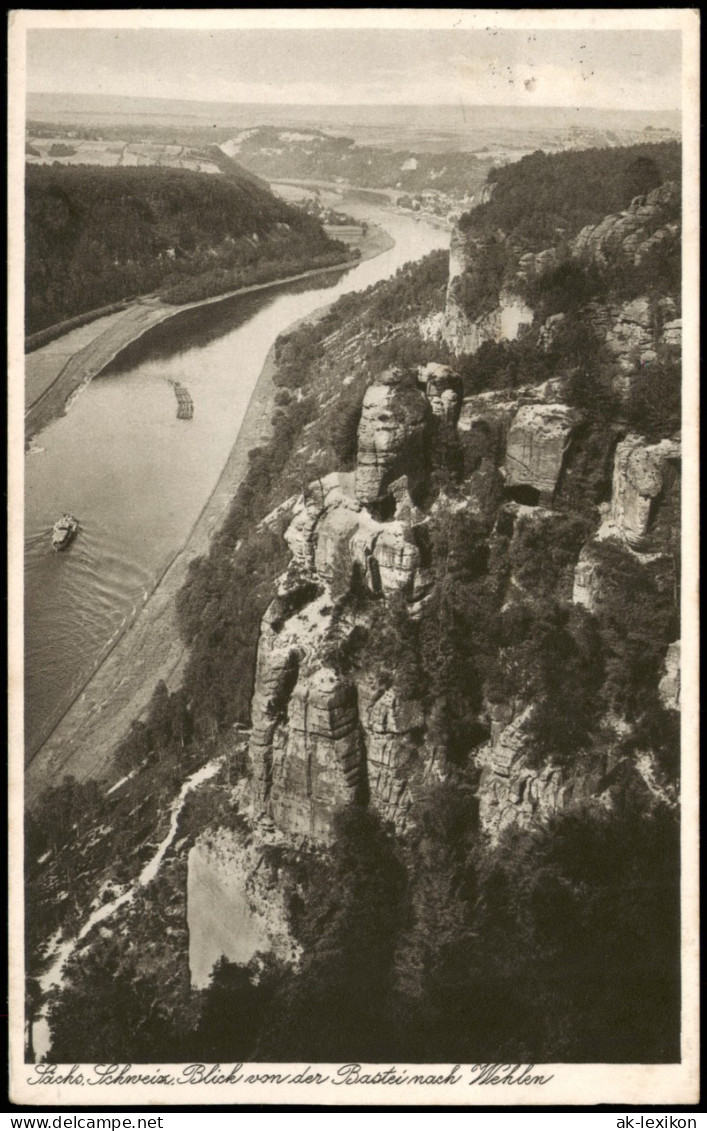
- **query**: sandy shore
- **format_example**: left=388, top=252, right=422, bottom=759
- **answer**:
left=24, top=259, right=363, bottom=444
left=25, top=334, right=281, bottom=803
left=25, top=226, right=393, bottom=804
left=25, top=222, right=392, bottom=442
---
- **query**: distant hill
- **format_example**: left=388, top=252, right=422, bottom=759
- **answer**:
left=223, top=125, right=494, bottom=195
left=26, top=90, right=681, bottom=147
left=25, top=162, right=350, bottom=333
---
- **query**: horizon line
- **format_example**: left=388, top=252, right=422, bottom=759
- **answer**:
left=26, top=90, right=681, bottom=114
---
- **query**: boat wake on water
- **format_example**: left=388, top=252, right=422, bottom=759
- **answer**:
left=24, top=204, right=446, bottom=767
left=25, top=517, right=156, bottom=761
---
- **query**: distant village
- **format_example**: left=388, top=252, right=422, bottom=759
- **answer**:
left=394, top=188, right=477, bottom=225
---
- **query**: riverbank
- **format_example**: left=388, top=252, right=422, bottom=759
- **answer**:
left=25, top=318, right=276, bottom=799
left=25, top=222, right=392, bottom=444
left=25, top=261, right=350, bottom=444
left=24, top=196, right=450, bottom=802
left=24, top=293, right=351, bottom=804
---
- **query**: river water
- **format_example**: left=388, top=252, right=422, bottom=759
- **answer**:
left=25, top=198, right=447, bottom=761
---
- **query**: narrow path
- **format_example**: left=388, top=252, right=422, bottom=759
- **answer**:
left=32, top=757, right=223, bottom=1060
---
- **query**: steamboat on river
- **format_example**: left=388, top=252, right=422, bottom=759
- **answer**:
left=26, top=202, right=446, bottom=761
left=51, top=514, right=79, bottom=551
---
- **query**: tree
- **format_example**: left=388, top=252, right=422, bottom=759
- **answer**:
left=391, top=776, right=480, bottom=1060
left=258, top=807, right=407, bottom=1061
left=46, top=938, right=182, bottom=1063
left=188, top=954, right=284, bottom=1061
left=523, top=602, right=604, bottom=767
left=472, top=803, right=680, bottom=1061
left=623, top=155, right=662, bottom=202
left=331, top=395, right=362, bottom=470
left=627, top=357, right=681, bottom=440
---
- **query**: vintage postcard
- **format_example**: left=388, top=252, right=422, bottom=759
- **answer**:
left=8, top=8, right=700, bottom=1108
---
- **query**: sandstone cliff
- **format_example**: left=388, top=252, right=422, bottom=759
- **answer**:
left=248, top=368, right=441, bottom=838
left=244, top=151, right=681, bottom=848
left=248, top=356, right=679, bottom=844
left=442, top=224, right=533, bottom=354
left=437, top=177, right=681, bottom=397
left=30, top=142, right=685, bottom=1072
left=354, top=368, right=430, bottom=503
left=573, top=434, right=680, bottom=612
left=570, top=181, right=680, bottom=267
left=504, top=403, right=583, bottom=505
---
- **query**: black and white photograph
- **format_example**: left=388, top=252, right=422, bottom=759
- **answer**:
left=8, top=8, right=699, bottom=1108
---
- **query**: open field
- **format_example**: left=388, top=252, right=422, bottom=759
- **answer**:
left=26, top=136, right=223, bottom=174
left=27, top=91, right=681, bottom=149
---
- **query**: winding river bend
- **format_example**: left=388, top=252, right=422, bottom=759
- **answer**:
left=25, top=198, right=447, bottom=761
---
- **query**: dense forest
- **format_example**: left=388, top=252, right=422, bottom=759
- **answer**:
left=28, top=140, right=682, bottom=1067
left=460, top=141, right=681, bottom=247
left=31, top=268, right=679, bottom=1065
left=43, top=798, right=678, bottom=1064
left=25, top=163, right=352, bottom=332
left=450, top=141, right=681, bottom=346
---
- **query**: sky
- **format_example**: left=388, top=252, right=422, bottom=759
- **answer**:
left=25, top=25, right=682, bottom=112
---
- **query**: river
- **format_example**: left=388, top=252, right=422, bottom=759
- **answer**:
left=25, top=197, right=447, bottom=761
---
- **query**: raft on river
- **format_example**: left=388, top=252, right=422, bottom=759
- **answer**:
left=165, top=378, right=194, bottom=420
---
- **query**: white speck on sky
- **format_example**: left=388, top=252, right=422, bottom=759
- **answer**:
left=25, top=25, right=681, bottom=111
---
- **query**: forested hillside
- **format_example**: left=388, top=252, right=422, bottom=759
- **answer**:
left=25, top=163, right=352, bottom=332
left=461, top=141, right=681, bottom=246
left=229, top=125, right=494, bottom=195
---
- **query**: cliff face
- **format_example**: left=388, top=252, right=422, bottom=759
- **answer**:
left=442, top=225, right=534, bottom=354
left=439, top=179, right=681, bottom=386
left=248, top=368, right=679, bottom=843
left=421, top=362, right=463, bottom=426
left=573, top=434, right=681, bottom=612
left=246, top=162, right=681, bottom=847
left=27, top=139, right=686, bottom=1075
left=354, top=369, right=430, bottom=504
left=570, top=181, right=679, bottom=267
left=504, top=404, right=583, bottom=505
left=248, top=368, right=441, bottom=839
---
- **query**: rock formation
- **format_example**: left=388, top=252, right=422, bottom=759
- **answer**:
left=578, top=295, right=681, bottom=399
left=441, top=226, right=533, bottom=355
left=249, top=590, right=323, bottom=812
left=282, top=469, right=433, bottom=605
left=269, top=665, right=363, bottom=840
left=359, top=683, right=431, bottom=827
left=602, top=296, right=676, bottom=373
left=419, top=362, right=463, bottom=426
left=443, top=286, right=534, bottom=357
left=249, top=367, right=454, bottom=837
left=354, top=368, right=429, bottom=503
left=249, top=586, right=440, bottom=837
left=571, top=543, right=603, bottom=613
left=246, top=168, right=682, bottom=848
left=608, top=435, right=681, bottom=551
left=659, top=641, right=681, bottom=711
left=437, top=179, right=680, bottom=406
left=504, top=404, right=583, bottom=504
left=570, top=181, right=679, bottom=267
left=476, top=701, right=593, bottom=838
left=572, top=433, right=680, bottom=612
